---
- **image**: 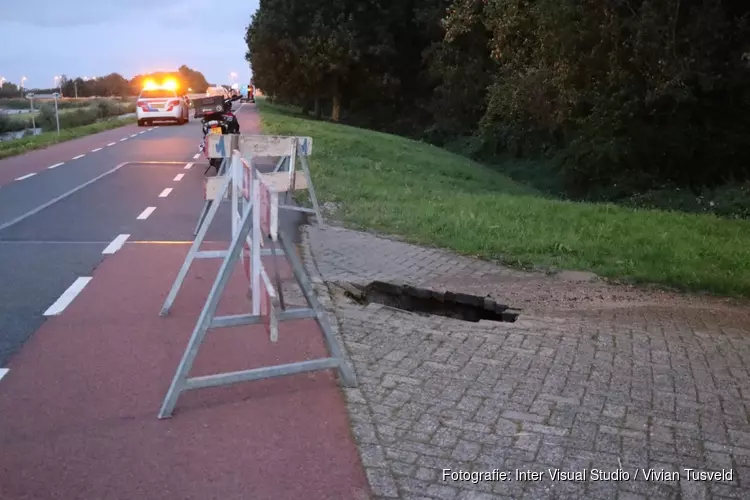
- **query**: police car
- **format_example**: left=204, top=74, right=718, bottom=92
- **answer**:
left=136, top=79, right=190, bottom=127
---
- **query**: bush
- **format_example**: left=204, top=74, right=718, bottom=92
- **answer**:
left=624, top=182, right=750, bottom=220
left=34, top=99, right=134, bottom=132
left=0, top=115, right=13, bottom=133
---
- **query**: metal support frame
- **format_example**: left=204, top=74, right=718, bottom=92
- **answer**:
left=270, top=139, right=324, bottom=224
left=158, top=165, right=356, bottom=419
left=194, top=158, right=229, bottom=236
left=161, top=157, right=281, bottom=316
left=165, top=135, right=324, bottom=315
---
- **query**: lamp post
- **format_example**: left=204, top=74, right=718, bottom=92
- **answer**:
left=52, top=92, right=61, bottom=136
left=26, top=92, right=36, bottom=131
left=20, top=76, right=27, bottom=93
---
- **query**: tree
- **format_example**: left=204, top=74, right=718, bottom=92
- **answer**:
left=244, top=0, right=750, bottom=200
left=177, top=65, right=210, bottom=92
left=131, top=66, right=210, bottom=94
left=0, top=82, right=22, bottom=98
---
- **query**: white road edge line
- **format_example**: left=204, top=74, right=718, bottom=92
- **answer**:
left=72, top=154, right=85, bottom=160
left=159, top=188, right=173, bottom=198
left=0, top=162, right=131, bottom=233
left=192, top=153, right=200, bottom=159
left=0, top=368, right=8, bottom=382
left=107, top=142, right=116, bottom=146
left=102, top=234, right=130, bottom=254
left=137, top=207, right=156, bottom=220
left=173, top=173, right=185, bottom=181
left=15, top=173, right=36, bottom=181
left=91, top=148, right=102, bottom=152
left=43, top=277, right=92, bottom=316
left=120, top=138, right=128, bottom=142
left=184, top=162, right=193, bottom=170
left=48, top=162, right=64, bottom=169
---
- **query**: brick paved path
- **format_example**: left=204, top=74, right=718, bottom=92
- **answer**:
left=301, top=224, right=750, bottom=500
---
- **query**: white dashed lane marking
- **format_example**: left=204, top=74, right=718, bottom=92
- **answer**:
left=184, top=163, right=193, bottom=170
left=43, top=277, right=92, bottom=316
left=137, top=207, right=156, bottom=220
left=107, top=142, right=116, bottom=146
left=102, top=234, right=130, bottom=255
left=0, top=368, right=8, bottom=382
left=192, top=153, right=200, bottom=159
left=159, top=188, right=173, bottom=198
left=15, top=173, right=36, bottom=181
left=120, top=138, right=128, bottom=142
left=48, top=163, right=64, bottom=169
left=173, top=174, right=184, bottom=181
left=91, top=148, right=102, bottom=152
left=130, top=134, right=137, bottom=138
left=72, top=154, right=85, bottom=160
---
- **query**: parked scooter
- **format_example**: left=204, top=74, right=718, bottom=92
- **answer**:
left=198, top=94, right=241, bottom=174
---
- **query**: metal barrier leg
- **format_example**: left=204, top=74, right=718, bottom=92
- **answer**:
left=159, top=197, right=255, bottom=418
left=160, top=173, right=233, bottom=316
left=193, top=201, right=211, bottom=236
left=277, top=231, right=357, bottom=387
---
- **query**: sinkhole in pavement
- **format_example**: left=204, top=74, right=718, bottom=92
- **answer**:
left=339, top=281, right=519, bottom=323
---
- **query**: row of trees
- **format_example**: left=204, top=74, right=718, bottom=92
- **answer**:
left=246, top=0, right=750, bottom=201
left=0, top=65, right=210, bottom=99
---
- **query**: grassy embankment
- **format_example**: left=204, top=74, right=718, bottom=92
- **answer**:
left=0, top=97, right=137, bottom=159
left=256, top=98, right=750, bottom=298
left=0, top=118, right=137, bottom=160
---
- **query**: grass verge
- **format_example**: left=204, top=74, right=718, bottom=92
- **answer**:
left=0, top=117, right=137, bottom=160
left=256, top=99, right=750, bottom=298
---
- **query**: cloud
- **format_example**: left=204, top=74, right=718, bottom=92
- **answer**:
left=0, top=1, right=191, bottom=27
left=0, top=1, right=258, bottom=86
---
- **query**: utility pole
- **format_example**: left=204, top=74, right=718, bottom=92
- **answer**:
left=74, top=81, right=78, bottom=98
left=52, top=93, right=61, bottom=136
left=27, top=93, right=36, bottom=130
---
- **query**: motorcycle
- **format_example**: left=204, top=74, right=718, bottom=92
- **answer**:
left=198, top=94, right=241, bottom=174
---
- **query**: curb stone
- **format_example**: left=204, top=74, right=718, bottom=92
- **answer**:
left=300, top=225, right=401, bottom=498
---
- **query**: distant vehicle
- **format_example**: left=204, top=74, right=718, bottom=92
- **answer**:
left=240, top=84, right=255, bottom=103
left=195, top=94, right=242, bottom=174
left=136, top=79, right=189, bottom=126
left=206, top=86, right=230, bottom=99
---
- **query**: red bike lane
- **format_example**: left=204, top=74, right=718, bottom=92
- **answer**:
left=0, top=242, right=371, bottom=500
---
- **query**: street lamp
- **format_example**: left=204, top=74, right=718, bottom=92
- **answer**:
left=20, top=76, right=27, bottom=91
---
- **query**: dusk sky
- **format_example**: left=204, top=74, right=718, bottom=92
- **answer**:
left=0, top=1, right=259, bottom=88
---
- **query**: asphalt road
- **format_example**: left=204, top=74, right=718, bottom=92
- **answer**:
left=0, top=103, right=306, bottom=366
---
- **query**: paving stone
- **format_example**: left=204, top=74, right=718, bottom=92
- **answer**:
left=300, top=224, right=750, bottom=500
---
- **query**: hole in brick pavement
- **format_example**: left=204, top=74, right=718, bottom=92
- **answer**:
left=338, top=280, right=519, bottom=323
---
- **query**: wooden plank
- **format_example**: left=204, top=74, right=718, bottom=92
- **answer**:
left=259, top=172, right=308, bottom=192
left=238, top=135, right=313, bottom=157
left=204, top=176, right=230, bottom=200
left=205, top=134, right=239, bottom=158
